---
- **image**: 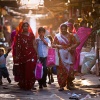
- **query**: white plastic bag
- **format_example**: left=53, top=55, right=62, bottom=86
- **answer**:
left=80, top=52, right=88, bottom=66
left=81, top=53, right=96, bottom=74
left=90, top=65, right=96, bottom=74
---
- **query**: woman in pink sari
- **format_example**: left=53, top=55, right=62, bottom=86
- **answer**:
left=53, top=24, right=79, bottom=91
left=74, top=20, right=92, bottom=72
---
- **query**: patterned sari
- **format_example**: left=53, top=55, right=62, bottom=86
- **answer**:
left=54, top=33, right=76, bottom=87
left=13, top=22, right=37, bottom=90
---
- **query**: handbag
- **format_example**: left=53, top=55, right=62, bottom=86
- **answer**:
left=46, top=48, right=59, bottom=66
left=35, top=60, right=43, bottom=80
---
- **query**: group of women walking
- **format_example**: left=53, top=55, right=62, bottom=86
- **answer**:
left=11, top=18, right=92, bottom=91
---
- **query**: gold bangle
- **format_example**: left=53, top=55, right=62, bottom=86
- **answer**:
left=68, top=47, right=71, bottom=50
left=69, top=47, right=71, bottom=49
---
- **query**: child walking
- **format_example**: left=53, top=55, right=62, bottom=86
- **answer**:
left=36, top=27, right=51, bottom=89
left=0, top=48, right=11, bottom=85
left=46, top=35, right=54, bottom=84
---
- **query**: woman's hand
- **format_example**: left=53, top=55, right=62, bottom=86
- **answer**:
left=56, top=45, right=61, bottom=48
left=57, top=45, right=63, bottom=49
left=67, top=47, right=72, bottom=51
left=52, top=44, right=67, bottom=49
left=15, top=56, right=19, bottom=60
left=13, top=56, right=19, bottom=63
left=59, top=45, right=68, bottom=49
left=37, top=55, right=39, bottom=60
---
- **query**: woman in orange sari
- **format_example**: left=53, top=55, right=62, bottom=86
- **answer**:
left=53, top=24, right=79, bottom=91
left=13, top=22, right=37, bottom=90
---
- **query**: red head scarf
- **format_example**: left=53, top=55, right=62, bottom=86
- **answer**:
left=16, top=21, right=34, bottom=35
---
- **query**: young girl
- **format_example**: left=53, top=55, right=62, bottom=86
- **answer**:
left=0, top=48, right=11, bottom=85
left=47, top=35, right=54, bottom=84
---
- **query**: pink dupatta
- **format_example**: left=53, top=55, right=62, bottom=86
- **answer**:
left=74, top=27, right=91, bottom=71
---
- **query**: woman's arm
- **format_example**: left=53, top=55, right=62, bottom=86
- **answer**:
left=53, top=36, right=69, bottom=49
left=53, top=36, right=61, bottom=48
left=33, top=39, right=38, bottom=54
left=68, top=34, right=80, bottom=51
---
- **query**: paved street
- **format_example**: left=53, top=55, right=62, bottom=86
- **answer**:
left=0, top=52, right=100, bottom=100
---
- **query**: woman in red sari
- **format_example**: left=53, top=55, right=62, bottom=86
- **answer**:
left=53, top=24, right=79, bottom=91
left=13, top=22, right=37, bottom=90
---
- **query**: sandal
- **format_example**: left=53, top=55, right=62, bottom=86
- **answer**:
left=58, top=88, right=64, bottom=91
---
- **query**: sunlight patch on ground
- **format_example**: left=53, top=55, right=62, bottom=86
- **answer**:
left=81, top=80, right=91, bottom=85
left=50, top=94, right=65, bottom=100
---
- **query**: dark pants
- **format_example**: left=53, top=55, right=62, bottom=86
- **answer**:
left=0, top=67, right=9, bottom=79
left=38, top=57, right=47, bottom=86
